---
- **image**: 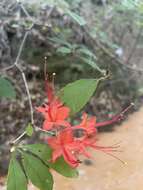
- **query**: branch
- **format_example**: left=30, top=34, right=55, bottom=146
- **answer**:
left=2, top=30, right=34, bottom=126
left=35, top=126, right=55, bottom=136
left=1, top=2, right=55, bottom=144
left=11, top=126, right=55, bottom=144
left=84, top=28, right=143, bottom=73
left=12, top=131, right=26, bottom=144
left=125, top=27, right=143, bottom=65
left=15, top=31, right=29, bottom=65
left=20, top=69, right=34, bottom=125
left=0, top=30, right=31, bottom=72
left=20, top=2, right=54, bottom=26
left=94, top=38, right=143, bottom=72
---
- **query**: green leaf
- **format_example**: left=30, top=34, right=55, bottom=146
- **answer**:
left=121, top=0, right=139, bottom=10
left=42, top=0, right=55, bottom=6
left=56, top=46, right=72, bottom=54
left=0, top=77, right=16, bottom=99
left=21, top=144, right=52, bottom=162
left=26, top=0, right=55, bottom=7
left=22, top=152, right=53, bottom=190
left=66, top=10, right=86, bottom=26
left=25, top=123, right=34, bottom=137
left=80, top=56, right=100, bottom=69
left=79, top=57, right=105, bottom=74
left=21, top=145, right=78, bottom=178
left=59, top=79, right=99, bottom=114
left=89, top=28, right=97, bottom=38
left=50, top=157, right=78, bottom=178
left=56, top=0, right=69, bottom=11
left=7, top=156, right=27, bottom=190
left=77, top=47, right=96, bottom=59
left=48, top=37, right=72, bottom=48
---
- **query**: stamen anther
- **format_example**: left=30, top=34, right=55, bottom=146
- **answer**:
left=52, top=72, right=56, bottom=87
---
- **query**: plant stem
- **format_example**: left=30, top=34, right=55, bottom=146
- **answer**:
left=12, top=131, right=26, bottom=144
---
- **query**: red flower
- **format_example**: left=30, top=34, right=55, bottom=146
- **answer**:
left=48, top=128, right=122, bottom=167
left=74, top=113, right=97, bottom=136
left=48, top=129, right=80, bottom=168
left=36, top=79, right=71, bottom=130
left=36, top=100, right=71, bottom=130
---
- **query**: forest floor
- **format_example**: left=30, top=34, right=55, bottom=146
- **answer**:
left=1, top=106, right=143, bottom=190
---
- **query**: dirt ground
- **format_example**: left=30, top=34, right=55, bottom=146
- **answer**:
left=1, top=106, right=143, bottom=190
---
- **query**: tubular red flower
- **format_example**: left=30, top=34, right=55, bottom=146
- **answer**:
left=74, top=113, right=97, bottom=136
left=96, top=103, right=134, bottom=128
left=48, top=129, right=80, bottom=168
left=36, top=78, right=71, bottom=130
left=48, top=127, right=123, bottom=167
left=45, top=80, right=55, bottom=103
left=36, top=100, right=71, bottom=130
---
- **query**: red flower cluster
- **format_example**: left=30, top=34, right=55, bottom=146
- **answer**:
left=37, top=79, right=129, bottom=168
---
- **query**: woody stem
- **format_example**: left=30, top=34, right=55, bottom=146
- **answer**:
left=35, top=126, right=55, bottom=136
left=12, top=131, right=27, bottom=144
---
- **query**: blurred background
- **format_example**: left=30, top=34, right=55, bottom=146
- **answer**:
left=0, top=0, right=143, bottom=189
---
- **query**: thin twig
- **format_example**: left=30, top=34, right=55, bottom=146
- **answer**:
left=20, top=3, right=54, bottom=26
left=0, top=64, right=16, bottom=72
left=84, top=27, right=143, bottom=73
left=20, top=3, right=34, bottom=21
left=21, top=71, right=34, bottom=125
left=1, top=2, right=55, bottom=144
left=12, top=131, right=26, bottom=144
left=12, top=126, right=55, bottom=144
left=35, top=126, right=55, bottom=136
left=15, top=31, right=29, bottom=65
left=126, top=27, right=142, bottom=65
left=94, top=38, right=143, bottom=72
left=0, top=29, right=32, bottom=73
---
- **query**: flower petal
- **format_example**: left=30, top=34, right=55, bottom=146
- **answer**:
left=58, top=129, right=74, bottom=144
left=56, top=120, right=71, bottom=128
left=43, top=120, right=54, bottom=130
left=49, top=103, right=58, bottom=121
left=62, top=147, right=79, bottom=168
left=56, top=106, right=70, bottom=120
left=45, top=80, right=55, bottom=102
left=48, top=136, right=60, bottom=149
left=36, top=105, right=51, bottom=120
left=52, top=149, right=62, bottom=162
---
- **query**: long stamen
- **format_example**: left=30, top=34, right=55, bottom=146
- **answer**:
left=44, top=56, right=48, bottom=80
left=44, top=56, right=54, bottom=102
left=90, top=143, right=122, bottom=153
left=52, top=72, right=56, bottom=92
left=96, top=103, right=134, bottom=128
left=110, top=140, right=123, bottom=146
left=100, top=150, right=127, bottom=165
left=96, top=140, right=123, bottom=149
left=44, top=72, right=56, bottom=102
left=92, top=145, right=126, bottom=165
left=88, top=143, right=125, bottom=164
left=95, top=146, right=123, bottom=153
left=95, top=144, right=121, bottom=149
